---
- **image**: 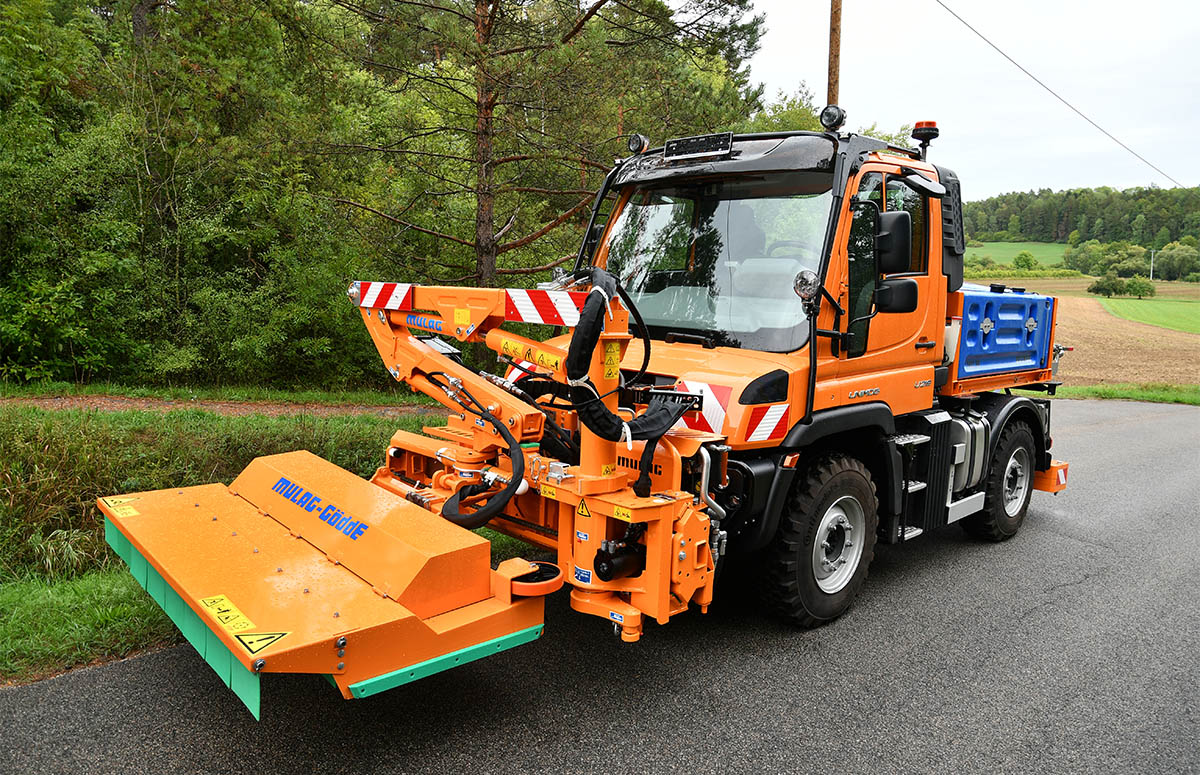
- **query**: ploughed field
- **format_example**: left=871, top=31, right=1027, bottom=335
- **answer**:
left=1008, top=279, right=1200, bottom=386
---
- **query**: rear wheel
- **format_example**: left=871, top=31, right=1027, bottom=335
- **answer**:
left=763, top=454, right=878, bottom=627
left=962, top=420, right=1036, bottom=542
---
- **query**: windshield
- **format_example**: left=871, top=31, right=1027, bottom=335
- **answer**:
left=601, top=172, right=833, bottom=352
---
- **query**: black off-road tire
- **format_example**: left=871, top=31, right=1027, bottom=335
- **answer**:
left=961, top=420, right=1036, bottom=542
left=763, top=454, right=878, bottom=628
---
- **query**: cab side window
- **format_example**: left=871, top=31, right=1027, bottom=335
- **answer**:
left=884, top=178, right=927, bottom=273
left=846, top=172, right=882, bottom=358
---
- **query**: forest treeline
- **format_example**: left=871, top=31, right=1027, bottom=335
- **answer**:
left=964, top=186, right=1200, bottom=247
left=3, top=0, right=826, bottom=387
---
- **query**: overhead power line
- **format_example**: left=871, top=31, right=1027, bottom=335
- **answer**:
left=934, top=0, right=1184, bottom=188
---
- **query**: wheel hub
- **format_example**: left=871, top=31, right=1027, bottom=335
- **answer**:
left=1003, top=447, right=1031, bottom=517
left=812, top=495, right=866, bottom=593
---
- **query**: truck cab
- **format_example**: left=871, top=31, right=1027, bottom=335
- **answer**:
left=546, top=123, right=1068, bottom=624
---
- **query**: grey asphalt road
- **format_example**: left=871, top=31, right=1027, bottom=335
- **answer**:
left=2, top=399, right=1198, bottom=774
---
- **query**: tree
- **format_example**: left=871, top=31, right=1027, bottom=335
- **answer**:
left=1067, top=229, right=1081, bottom=247
left=1087, top=273, right=1125, bottom=298
left=1153, top=225, right=1172, bottom=250
left=1131, top=213, right=1148, bottom=245
left=326, top=0, right=764, bottom=287
left=1012, top=250, right=1038, bottom=270
left=1155, top=242, right=1200, bottom=281
left=1124, top=276, right=1155, bottom=299
left=1007, top=214, right=1021, bottom=237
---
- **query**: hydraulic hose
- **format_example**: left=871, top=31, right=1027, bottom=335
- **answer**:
left=427, top=373, right=526, bottom=530
left=565, top=269, right=690, bottom=496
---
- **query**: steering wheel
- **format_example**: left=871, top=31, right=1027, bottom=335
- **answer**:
left=766, top=240, right=817, bottom=260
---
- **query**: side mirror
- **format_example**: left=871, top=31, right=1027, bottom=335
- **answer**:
left=876, top=277, right=918, bottom=313
left=877, top=210, right=911, bottom=274
left=901, top=172, right=946, bottom=199
left=583, top=222, right=606, bottom=256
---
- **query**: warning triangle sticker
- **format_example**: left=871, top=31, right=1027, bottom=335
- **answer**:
left=576, top=500, right=591, bottom=518
left=235, top=632, right=290, bottom=654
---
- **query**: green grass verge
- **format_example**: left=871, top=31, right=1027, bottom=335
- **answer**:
left=0, top=380, right=432, bottom=406
left=1099, top=298, right=1200, bottom=334
left=966, top=241, right=1069, bottom=266
left=1017, top=382, right=1200, bottom=405
left=0, top=569, right=177, bottom=681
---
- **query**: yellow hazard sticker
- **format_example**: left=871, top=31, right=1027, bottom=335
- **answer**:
left=101, top=496, right=140, bottom=518
left=603, top=341, right=621, bottom=379
left=235, top=631, right=290, bottom=654
left=612, top=505, right=632, bottom=522
left=540, top=484, right=557, bottom=499
left=601, top=463, right=616, bottom=476
left=200, top=594, right=256, bottom=633
left=576, top=500, right=591, bottom=518
left=454, top=307, right=470, bottom=325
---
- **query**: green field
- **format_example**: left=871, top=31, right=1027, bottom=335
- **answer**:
left=966, top=241, right=1068, bottom=267
left=1100, top=298, right=1200, bottom=334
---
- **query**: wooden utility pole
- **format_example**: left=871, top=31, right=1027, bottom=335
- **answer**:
left=827, top=0, right=841, bottom=105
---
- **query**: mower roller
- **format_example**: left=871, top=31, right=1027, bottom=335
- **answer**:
left=101, top=117, right=1070, bottom=719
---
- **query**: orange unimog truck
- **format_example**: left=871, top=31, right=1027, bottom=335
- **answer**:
left=99, top=108, right=1069, bottom=718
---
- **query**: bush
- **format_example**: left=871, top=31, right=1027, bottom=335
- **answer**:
left=1184, top=272, right=1200, bottom=283
left=966, top=238, right=984, bottom=248
left=1012, top=250, right=1039, bottom=270
left=1124, top=276, right=1155, bottom=299
left=1087, top=273, right=1126, bottom=297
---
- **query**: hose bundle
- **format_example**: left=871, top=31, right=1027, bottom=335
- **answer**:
left=565, top=269, right=690, bottom=496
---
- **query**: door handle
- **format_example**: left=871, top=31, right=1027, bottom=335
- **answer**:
left=914, top=339, right=936, bottom=350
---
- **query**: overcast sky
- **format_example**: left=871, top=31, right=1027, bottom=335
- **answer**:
left=746, top=0, right=1200, bottom=200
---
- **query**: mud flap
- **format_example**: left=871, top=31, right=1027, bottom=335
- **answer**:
left=100, top=451, right=547, bottom=719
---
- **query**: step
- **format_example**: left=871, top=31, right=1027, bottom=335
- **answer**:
left=889, top=433, right=931, bottom=447
left=904, top=480, right=927, bottom=494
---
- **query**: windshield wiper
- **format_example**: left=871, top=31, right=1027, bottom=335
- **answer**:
left=664, top=331, right=716, bottom=349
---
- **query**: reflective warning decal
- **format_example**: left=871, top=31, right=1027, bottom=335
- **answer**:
left=575, top=500, right=591, bottom=518
left=602, top=341, right=621, bottom=380
left=101, top=496, right=140, bottom=518
left=235, top=632, right=290, bottom=654
left=200, top=594, right=256, bottom=633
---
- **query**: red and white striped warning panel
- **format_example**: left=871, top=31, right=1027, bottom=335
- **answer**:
left=504, top=289, right=588, bottom=326
left=503, top=359, right=541, bottom=382
left=745, top=404, right=790, bottom=443
left=674, top=381, right=732, bottom=434
left=357, top=282, right=414, bottom=311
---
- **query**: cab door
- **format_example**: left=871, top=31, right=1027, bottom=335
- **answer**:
left=832, top=164, right=943, bottom=415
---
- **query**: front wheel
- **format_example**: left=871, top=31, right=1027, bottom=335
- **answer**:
left=763, top=454, right=878, bottom=628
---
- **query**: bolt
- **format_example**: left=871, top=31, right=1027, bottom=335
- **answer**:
left=253, top=548, right=258, bottom=553
left=212, top=516, right=217, bottom=521
left=678, top=551, right=686, bottom=560
left=194, top=503, right=199, bottom=508
left=337, top=662, right=345, bottom=670
left=336, top=636, right=347, bottom=648
left=231, top=531, right=237, bottom=536
left=276, top=567, right=283, bottom=573
left=303, top=588, right=310, bottom=594
left=333, top=611, right=339, bottom=618
left=679, top=538, right=686, bottom=547
left=253, top=659, right=265, bottom=672
left=338, top=649, right=345, bottom=658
